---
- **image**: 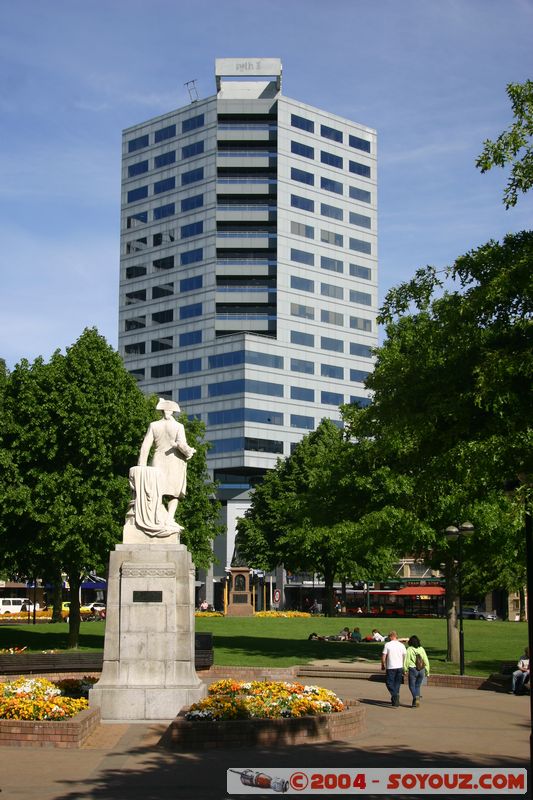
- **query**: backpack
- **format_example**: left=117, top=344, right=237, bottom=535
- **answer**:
left=415, top=651, right=425, bottom=671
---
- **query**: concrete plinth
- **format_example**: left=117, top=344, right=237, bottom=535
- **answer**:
left=90, top=543, right=206, bottom=721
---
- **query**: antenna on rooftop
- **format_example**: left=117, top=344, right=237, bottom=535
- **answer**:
left=184, top=79, right=199, bottom=103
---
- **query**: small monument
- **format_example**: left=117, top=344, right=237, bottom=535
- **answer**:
left=90, top=399, right=206, bottom=721
left=225, top=536, right=254, bottom=617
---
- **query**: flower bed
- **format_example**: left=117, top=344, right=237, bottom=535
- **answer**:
left=160, top=679, right=365, bottom=750
left=187, top=679, right=344, bottom=720
left=254, top=610, right=311, bottom=618
left=0, top=677, right=100, bottom=748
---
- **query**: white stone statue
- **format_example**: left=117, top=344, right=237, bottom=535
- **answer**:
left=123, top=398, right=196, bottom=541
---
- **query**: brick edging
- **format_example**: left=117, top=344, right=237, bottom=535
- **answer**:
left=0, top=707, right=100, bottom=748
left=160, top=699, right=365, bottom=750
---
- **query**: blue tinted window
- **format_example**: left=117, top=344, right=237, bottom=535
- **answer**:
left=321, top=124, right=343, bottom=143
left=210, top=437, right=244, bottom=454
left=321, top=150, right=343, bottom=169
left=291, top=414, right=315, bottom=429
left=291, top=114, right=314, bottom=133
left=291, top=357, right=314, bottom=374
left=291, top=248, right=314, bottom=266
left=208, top=351, right=244, bottom=369
left=349, top=238, right=372, bottom=255
left=350, top=342, right=373, bottom=358
left=151, top=363, right=172, bottom=378
left=180, top=275, right=202, bottom=292
left=321, top=390, right=343, bottom=406
left=179, top=329, right=202, bottom=346
left=208, top=408, right=283, bottom=426
left=127, top=186, right=148, bottom=203
left=350, top=316, right=372, bottom=332
left=349, top=185, right=371, bottom=203
left=321, top=176, right=343, bottom=194
left=180, top=302, right=202, bottom=319
left=182, top=114, right=204, bottom=133
left=350, top=369, right=370, bottom=383
left=350, top=289, right=372, bottom=306
left=128, top=134, right=149, bottom=152
left=181, top=221, right=203, bottom=238
left=321, top=203, right=343, bottom=221
left=154, top=151, right=176, bottom=169
left=181, top=248, right=203, bottom=265
left=208, top=379, right=283, bottom=398
left=291, top=141, right=314, bottom=159
left=350, top=263, right=371, bottom=280
left=291, top=303, right=314, bottom=320
left=321, top=336, right=344, bottom=353
left=321, top=229, right=343, bottom=247
left=179, top=357, right=202, bottom=374
left=181, top=194, right=203, bottom=212
left=321, top=282, right=343, bottom=300
left=322, top=363, right=344, bottom=379
left=246, top=408, right=283, bottom=425
left=291, top=386, right=314, bottom=402
left=128, top=160, right=148, bottom=177
left=246, top=350, right=284, bottom=369
left=182, top=140, right=204, bottom=159
left=291, top=194, right=314, bottom=212
left=291, top=330, right=314, bottom=347
left=349, top=211, right=371, bottom=229
left=154, top=177, right=175, bottom=194
left=349, top=160, right=371, bottom=178
left=291, top=275, right=314, bottom=292
left=321, top=256, right=343, bottom=274
left=182, top=167, right=204, bottom=185
left=350, top=395, right=371, bottom=407
left=155, top=124, right=176, bottom=143
left=291, top=167, right=314, bottom=186
left=153, top=203, right=175, bottom=220
left=349, top=134, right=371, bottom=153
left=179, top=385, right=201, bottom=402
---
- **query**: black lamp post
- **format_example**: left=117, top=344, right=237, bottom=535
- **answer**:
left=445, top=521, right=475, bottom=676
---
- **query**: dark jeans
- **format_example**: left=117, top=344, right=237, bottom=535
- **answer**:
left=407, top=666, right=425, bottom=699
left=385, top=668, right=403, bottom=699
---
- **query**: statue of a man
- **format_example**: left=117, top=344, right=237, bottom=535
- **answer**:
left=138, top=398, right=196, bottom=525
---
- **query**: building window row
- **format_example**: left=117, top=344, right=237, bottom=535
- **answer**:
left=290, top=168, right=370, bottom=204
left=290, top=114, right=371, bottom=153
left=127, top=114, right=205, bottom=153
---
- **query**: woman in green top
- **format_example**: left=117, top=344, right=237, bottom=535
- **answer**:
left=404, top=635, right=430, bottom=707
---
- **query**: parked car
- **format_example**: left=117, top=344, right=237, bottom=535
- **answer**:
left=462, top=606, right=498, bottom=621
left=90, top=602, right=106, bottom=613
left=0, top=598, right=34, bottom=614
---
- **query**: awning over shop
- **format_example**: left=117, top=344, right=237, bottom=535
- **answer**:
left=81, top=581, right=107, bottom=590
left=396, top=586, right=445, bottom=596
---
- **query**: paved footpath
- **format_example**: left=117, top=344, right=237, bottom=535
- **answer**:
left=0, top=675, right=529, bottom=800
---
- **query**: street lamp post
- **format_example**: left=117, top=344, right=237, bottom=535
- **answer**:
left=445, top=521, right=475, bottom=676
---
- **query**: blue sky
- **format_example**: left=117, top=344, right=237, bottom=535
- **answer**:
left=1, top=0, right=532, bottom=369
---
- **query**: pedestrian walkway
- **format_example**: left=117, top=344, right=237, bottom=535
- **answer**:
left=0, top=673, right=529, bottom=800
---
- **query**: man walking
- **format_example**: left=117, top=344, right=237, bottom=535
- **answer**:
left=381, top=631, right=407, bottom=707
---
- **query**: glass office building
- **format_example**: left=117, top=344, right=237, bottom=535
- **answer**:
left=119, top=59, right=377, bottom=596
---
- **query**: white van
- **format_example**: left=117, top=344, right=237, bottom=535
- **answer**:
left=0, top=597, right=33, bottom=614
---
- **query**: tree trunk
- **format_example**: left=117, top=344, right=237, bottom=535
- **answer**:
left=67, top=571, right=81, bottom=649
left=519, top=585, right=526, bottom=621
left=323, top=568, right=335, bottom=616
left=445, top=557, right=460, bottom=663
left=51, top=571, right=63, bottom=623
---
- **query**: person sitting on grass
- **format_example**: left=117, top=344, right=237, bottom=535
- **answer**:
left=510, top=647, right=530, bottom=695
left=350, top=627, right=362, bottom=642
left=363, top=628, right=386, bottom=642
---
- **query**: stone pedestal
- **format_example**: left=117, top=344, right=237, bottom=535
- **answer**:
left=226, top=566, right=254, bottom=616
left=89, top=543, right=206, bottom=721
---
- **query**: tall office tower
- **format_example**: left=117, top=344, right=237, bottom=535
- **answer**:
left=119, top=58, right=377, bottom=596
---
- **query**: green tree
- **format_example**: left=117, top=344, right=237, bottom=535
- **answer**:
left=237, top=419, right=411, bottom=615
left=344, top=232, right=532, bottom=659
left=476, top=79, right=533, bottom=208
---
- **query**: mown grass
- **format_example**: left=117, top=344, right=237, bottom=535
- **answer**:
left=0, top=616, right=527, bottom=676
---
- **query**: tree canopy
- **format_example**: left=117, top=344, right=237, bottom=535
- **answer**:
left=476, top=79, right=533, bottom=208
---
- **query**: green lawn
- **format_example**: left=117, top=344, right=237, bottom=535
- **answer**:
left=0, top=617, right=527, bottom=676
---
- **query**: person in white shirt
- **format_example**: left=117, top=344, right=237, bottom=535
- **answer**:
left=381, top=631, right=407, bottom=707
left=511, top=647, right=530, bottom=695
